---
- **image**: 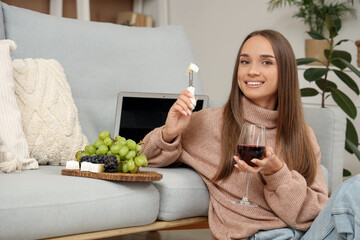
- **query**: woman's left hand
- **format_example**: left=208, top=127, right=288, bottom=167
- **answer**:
left=234, top=147, right=284, bottom=175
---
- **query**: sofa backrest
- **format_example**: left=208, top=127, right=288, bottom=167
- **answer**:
left=0, top=2, right=203, bottom=142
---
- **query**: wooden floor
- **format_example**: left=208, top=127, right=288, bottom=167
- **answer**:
left=100, top=229, right=213, bottom=240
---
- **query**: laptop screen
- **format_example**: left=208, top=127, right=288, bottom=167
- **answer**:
left=114, top=92, right=208, bottom=143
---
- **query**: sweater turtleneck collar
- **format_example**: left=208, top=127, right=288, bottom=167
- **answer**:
left=242, top=97, right=278, bottom=129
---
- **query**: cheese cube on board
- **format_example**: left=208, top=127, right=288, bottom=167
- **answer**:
left=66, top=161, right=79, bottom=170
left=81, top=162, right=92, bottom=171
left=90, top=164, right=105, bottom=173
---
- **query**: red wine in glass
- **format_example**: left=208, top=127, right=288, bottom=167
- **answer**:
left=232, top=123, right=266, bottom=206
left=237, top=145, right=265, bottom=167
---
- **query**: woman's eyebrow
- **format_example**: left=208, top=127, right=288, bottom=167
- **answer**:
left=260, top=54, right=275, bottom=58
left=239, top=53, right=275, bottom=58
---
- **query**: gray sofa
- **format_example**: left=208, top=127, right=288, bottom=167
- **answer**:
left=0, top=2, right=346, bottom=240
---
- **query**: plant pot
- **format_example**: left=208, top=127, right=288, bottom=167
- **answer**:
left=305, top=39, right=330, bottom=66
left=356, top=40, right=360, bottom=67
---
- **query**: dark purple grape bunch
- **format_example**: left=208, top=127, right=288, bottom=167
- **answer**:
left=104, top=156, right=119, bottom=172
left=97, top=154, right=107, bottom=164
left=80, top=155, right=92, bottom=163
left=80, top=154, right=109, bottom=164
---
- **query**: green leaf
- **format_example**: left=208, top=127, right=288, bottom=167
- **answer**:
left=333, top=50, right=352, bottom=62
left=338, top=59, right=360, bottom=78
left=331, top=50, right=352, bottom=70
left=345, top=119, right=359, bottom=154
left=330, top=87, right=357, bottom=119
left=325, top=14, right=333, bottom=31
left=333, top=70, right=359, bottom=95
left=304, top=68, right=329, bottom=82
left=335, top=39, right=350, bottom=47
left=300, top=88, right=319, bottom=97
left=296, top=58, right=322, bottom=66
left=307, top=31, right=326, bottom=40
left=334, top=18, right=342, bottom=33
left=325, top=14, right=338, bottom=38
left=343, top=168, right=352, bottom=177
left=315, top=79, right=337, bottom=92
left=345, top=139, right=360, bottom=161
left=324, top=49, right=330, bottom=59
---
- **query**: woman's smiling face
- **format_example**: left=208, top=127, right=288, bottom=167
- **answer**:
left=237, top=35, right=279, bottom=110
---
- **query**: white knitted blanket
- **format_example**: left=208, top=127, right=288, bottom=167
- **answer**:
left=0, top=39, right=38, bottom=173
left=13, top=58, right=88, bottom=165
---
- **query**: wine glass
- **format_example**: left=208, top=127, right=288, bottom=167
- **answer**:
left=232, top=123, right=266, bottom=206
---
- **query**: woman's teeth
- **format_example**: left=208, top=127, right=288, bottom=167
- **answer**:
left=246, top=82, right=263, bottom=85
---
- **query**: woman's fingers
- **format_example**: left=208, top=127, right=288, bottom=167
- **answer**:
left=174, top=100, right=191, bottom=116
left=265, top=147, right=274, bottom=157
left=173, top=91, right=195, bottom=116
left=234, top=156, right=258, bottom=174
left=181, top=91, right=196, bottom=109
left=162, top=90, right=196, bottom=142
left=234, top=146, right=284, bottom=175
left=247, top=147, right=273, bottom=169
left=234, top=156, right=270, bottom=174
left=172, top=104, right=189, bottom=116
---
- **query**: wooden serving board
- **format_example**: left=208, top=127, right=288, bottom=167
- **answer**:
left=61, top=169, right=162, bottom=182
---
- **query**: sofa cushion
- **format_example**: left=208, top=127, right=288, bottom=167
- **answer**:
left=0, top=166, right=160, bottom=240
left=0, top=39, right=38, bottom=172
left=147, top=167, right=209, bottom=221
left=13, top=58, right=88, bottom=166
left=2, top=2, right=203, bottom=143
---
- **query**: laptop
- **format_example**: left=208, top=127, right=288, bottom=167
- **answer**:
left=114, top=92, right=209, bottom=143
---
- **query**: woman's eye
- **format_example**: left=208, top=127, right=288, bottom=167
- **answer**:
left=240, top=60, right=249, bottom=64
left=262, top=60, right=272, bottom=65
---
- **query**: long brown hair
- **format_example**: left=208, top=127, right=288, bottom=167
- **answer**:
left=212, top=30, right=317, bottom=186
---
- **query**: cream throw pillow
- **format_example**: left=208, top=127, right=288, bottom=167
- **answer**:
left=0, top=39, right=38, bottom=172
left=13, top=58, right=88, bottom=165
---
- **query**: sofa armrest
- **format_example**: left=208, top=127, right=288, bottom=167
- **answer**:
left=303, top=106, right=346, bottom=194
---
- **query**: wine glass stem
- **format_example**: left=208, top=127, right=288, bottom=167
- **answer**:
left=243, top=172, right=251, bottom=202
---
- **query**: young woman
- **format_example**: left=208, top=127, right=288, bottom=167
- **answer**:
left=141, top=30, right=358, bottom=239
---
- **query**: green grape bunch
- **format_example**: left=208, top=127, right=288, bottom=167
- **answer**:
left=75, top=130, right=148, bottom=173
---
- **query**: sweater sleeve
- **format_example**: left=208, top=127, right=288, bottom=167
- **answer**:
left=262, top=126, right=329, bottom=230
left=140, top=126, right=183, bottom=167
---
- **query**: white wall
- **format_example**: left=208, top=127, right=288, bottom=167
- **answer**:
left=146, top=0, right=360, bottom=177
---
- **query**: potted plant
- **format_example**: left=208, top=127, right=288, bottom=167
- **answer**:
left=268, top=0, right=358, bottom=65
left=298, top=15, right=360, bottom=175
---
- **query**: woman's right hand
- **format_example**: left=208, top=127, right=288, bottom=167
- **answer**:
left=162, top=90, right=196, bottom=143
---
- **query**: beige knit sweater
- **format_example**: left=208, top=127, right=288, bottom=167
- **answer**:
left=141, top=97, right=329, bottom=240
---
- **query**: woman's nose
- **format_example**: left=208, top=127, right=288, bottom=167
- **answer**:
left=248, top=64, right=260, bottom=76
